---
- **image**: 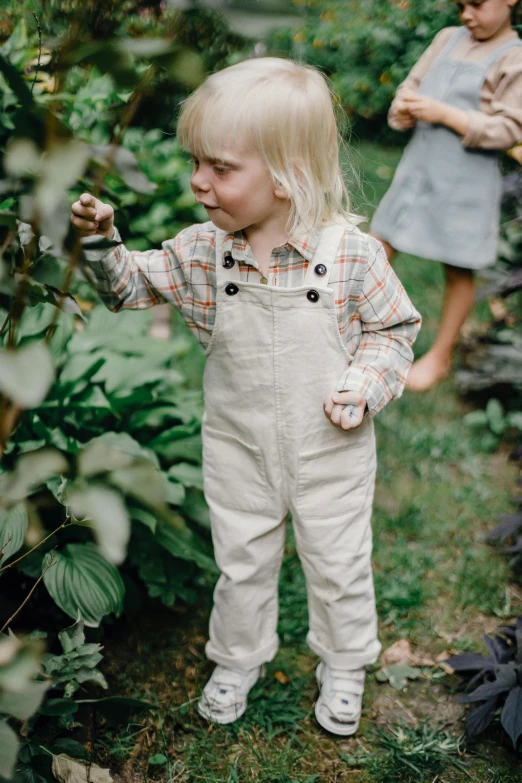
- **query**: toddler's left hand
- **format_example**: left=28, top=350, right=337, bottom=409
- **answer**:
left=323, top=391, right=367, bottom=431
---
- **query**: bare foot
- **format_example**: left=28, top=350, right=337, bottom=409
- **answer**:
left=405, top=351, right=451, bottom=392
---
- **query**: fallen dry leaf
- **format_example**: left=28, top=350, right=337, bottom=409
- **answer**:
left=380, top=639, right=411, bottom=666
left=52, top=756, right=113, bottom=783
left=273, top=670, right=291, bottom=684
left=409, top=652, right=435, bottom=667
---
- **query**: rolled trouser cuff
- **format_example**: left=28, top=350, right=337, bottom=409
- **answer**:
left=307, top=630, right=381, bottom=669
left=205, top=634, right=279, bottom=671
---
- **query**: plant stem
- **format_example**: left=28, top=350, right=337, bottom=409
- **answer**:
left=0, top=552, right=56, bottom=633
left=31, top=13, right=42, bottom=95
left=0, top=517, right=70, bottom=573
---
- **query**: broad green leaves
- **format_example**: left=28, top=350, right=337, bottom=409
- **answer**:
left=0, top=503, right=28, bottom=567
left=0, top=342, right=54, bottom=408
left=0, top=720, right=19, bottom=780
left=68, top=486, right=130, bottom=566
left=43, top=614, right=108, bottom=693
left=43, top=543, right=124, bottom=627
left=0, top=635, right=49, bottom=778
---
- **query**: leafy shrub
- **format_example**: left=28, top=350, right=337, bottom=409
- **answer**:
left=269, top=0, right=458, bottom=131
left=446, top=617, right=522, bottom=749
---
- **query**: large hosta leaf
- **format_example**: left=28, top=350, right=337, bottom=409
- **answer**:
left=0, top=342, right=54, bottom=408
left=68, top=486, right=130, bottom=565
left=0, top=503, right=28, bottom=567
left=43, top=543, right=124, bottom=627
left=0, top=720, right=19, bottom=780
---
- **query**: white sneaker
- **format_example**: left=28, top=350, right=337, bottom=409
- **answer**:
left=197, top=664, right=263, bottom=724
left=315, top=661, right=365, bottom=736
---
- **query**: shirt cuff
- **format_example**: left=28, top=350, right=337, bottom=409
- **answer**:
left=337, top=368, right=385, bottom=417
left=461, top=110, right=486, bottom=148
left=81, top=227, right=122, bottom=269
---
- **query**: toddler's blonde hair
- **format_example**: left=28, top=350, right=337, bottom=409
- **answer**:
left=177, top=57, right=355, bottom=237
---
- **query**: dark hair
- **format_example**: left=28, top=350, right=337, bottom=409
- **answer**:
left=513, top=0, right=522, bottom=27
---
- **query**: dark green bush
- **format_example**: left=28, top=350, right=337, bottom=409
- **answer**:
left=269, top=0, right=459, bottom=133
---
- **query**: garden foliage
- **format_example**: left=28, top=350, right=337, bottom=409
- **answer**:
left=446, top=617, right=522, bottom=749
left=270, top=0, right=459, bottom=129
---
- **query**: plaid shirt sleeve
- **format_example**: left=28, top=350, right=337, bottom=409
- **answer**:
left=81, top=226, right=190, bottom=312
left=336, top=236, right=422, bottom=416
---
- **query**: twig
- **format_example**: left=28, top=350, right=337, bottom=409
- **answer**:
left=0, top=517, right=70, bottom=572
left=0, top=552, right=56, bottom=632
left=31, top=13, right=43, bottom=94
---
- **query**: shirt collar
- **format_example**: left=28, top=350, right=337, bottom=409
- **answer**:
left=221, top=229, right=320, bottom=266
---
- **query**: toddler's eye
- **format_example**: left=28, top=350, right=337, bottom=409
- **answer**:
left=214, top=165, right=229, bottom=175
left=190, top=156, right=199, bottom=167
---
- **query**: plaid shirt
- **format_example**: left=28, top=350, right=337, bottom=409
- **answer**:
left=84, top=221, right=421, bottom=415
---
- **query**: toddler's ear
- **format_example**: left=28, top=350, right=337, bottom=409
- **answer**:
left=274, top=180, right=289, bottom=200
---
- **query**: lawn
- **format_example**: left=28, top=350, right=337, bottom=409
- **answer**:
left=94, top=141, right=522, bottom=782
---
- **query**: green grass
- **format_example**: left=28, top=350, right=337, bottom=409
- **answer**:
left=94, top=141, right=522, bottom=782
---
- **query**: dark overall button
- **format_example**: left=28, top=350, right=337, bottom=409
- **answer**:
left=223, top=254, right=235, bottom=269
left=225, top=283, right=239, bottom=296
left=307, top=289, right=319, bottom=302
left=314, top=263, right=327, bottom=276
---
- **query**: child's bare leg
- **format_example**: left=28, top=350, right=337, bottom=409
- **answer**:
left=148, top=303, right=172, bottom=340
left=406, top=264, right=474, bottom=392
left=369, top=234, right=396, bottom=263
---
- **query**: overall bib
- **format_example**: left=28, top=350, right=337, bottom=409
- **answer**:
left=202, top=224, right=381, bottom=671
left=371, top=28, right=522, bottom=269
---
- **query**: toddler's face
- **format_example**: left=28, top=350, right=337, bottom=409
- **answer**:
left=456, top=0, right=516, bottom=40
left=190, top=149, right=288, bottom=235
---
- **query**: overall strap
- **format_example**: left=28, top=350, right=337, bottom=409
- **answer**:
left=479, top=35, right=522, bottom=71
left=303, top=223, right=347, bottom=286
left=214, top=229, right=241, bottom=283
left=441, top=26, right=469, bottom=59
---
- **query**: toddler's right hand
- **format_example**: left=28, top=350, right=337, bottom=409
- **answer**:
left=71, top=193, right=114, bottom=238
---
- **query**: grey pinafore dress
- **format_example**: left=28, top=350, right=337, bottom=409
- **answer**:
left=370, top=28, right=522, bottom=270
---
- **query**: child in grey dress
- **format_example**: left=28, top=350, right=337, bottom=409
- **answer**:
left=371, top=0, right=522, bottom=391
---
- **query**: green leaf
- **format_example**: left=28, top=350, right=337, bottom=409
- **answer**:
left=0, top=210, right=17, bottom=227
left=486, top=398, right=506, bottom=435
left=156, top=522, right=217, bottom=573
left=168, top=463, right=204, bottom=491
left=463, top=410, right=488, bottom=428
left=507, top=412, right=522, bottom=431
left=0, top=342, right=54, bottom=408
left=38, top=697, right=78, bottom=716
left=58, top=614, right=85, bottom=654
left=0, top=503, right=28, bottom=567
left=149, top=431, right=202, bottom=462
left=375, top=664, right=420, bottom=690
left=1, top=449, right=69, bottom=504
left=0, top=676, right=49, bottom=721
left=68, top=485, right=130, bottom=565
left=43, top=543, right=125, bottom=627
left=0, top=52, right=34, bottom=108
left=79, top=433, right=159, bottom=474
left=0, top=720, right=19, bottom=780
left=91, top=145, right=156, bottom=195
left=148, top=754, right=168, bottom=766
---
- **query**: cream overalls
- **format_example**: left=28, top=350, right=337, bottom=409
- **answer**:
left=203, top=224, right=381, bottom=671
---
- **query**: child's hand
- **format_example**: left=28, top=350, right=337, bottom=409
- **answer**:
left=401, top=94, right=447, bottom=125
left=393, top=88, right=416, bottom=129
left=323, top=391, right=367, bottom=431
left=71, top=193, right=114, bottom=238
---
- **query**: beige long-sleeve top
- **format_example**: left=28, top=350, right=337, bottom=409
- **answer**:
left=389, top=26, right=522, bottom=150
